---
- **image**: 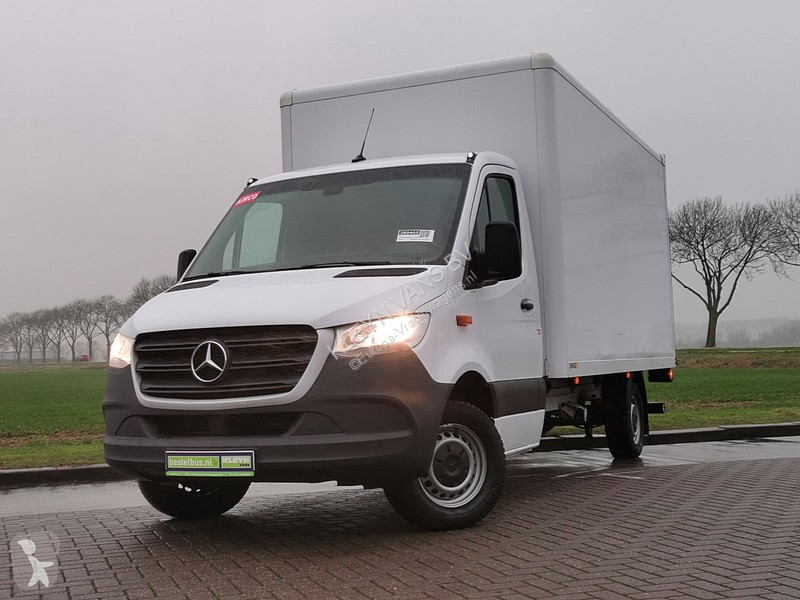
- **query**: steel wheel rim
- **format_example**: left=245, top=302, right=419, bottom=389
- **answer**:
left=418, top=423, right=487, bottom=508
left=630, top=402, right=642, bottom=445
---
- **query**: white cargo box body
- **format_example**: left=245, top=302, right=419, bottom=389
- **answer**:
left=280, top=53, right=675, bottom=378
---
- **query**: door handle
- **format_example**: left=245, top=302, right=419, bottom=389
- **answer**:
left=520, top=299, right=534, bottom=311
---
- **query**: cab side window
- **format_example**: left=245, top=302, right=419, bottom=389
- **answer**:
left=471, top=175, right=520, bottom=249
left=466, top=175, right=522, bottom=286
left=471, top=176, right=520, bottom=253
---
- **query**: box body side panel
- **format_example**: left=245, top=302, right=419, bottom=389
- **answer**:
left=540, top=70, right=675, bottom=377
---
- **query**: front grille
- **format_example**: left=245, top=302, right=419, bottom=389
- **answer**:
left=134, top=325, right=318, bottom=400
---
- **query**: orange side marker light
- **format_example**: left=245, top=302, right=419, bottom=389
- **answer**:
left=456, top=315, right=473, bottom=327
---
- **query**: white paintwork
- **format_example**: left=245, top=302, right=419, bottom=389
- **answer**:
left=533, top=68, right=675, bottom=377
left=125, top=262, right=448, bottom=335
left=281, top=52, right=675, bottom=378
left=494, top=411, right=546, bottom=456
left=471, top=164, right=543, bottom=381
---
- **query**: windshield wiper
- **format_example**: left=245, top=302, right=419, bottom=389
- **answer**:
left=183, top=270, right=249, bottom=281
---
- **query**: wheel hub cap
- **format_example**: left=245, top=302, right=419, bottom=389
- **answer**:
left=418, top=423, right=487, bottom=508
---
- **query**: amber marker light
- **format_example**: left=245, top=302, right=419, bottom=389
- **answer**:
left=456, top=315, right=473, bottom=327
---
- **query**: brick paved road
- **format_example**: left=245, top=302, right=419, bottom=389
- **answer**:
left=2, top=440, right=799, bottom=600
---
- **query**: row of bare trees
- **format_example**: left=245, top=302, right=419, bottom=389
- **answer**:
left=670, top=192, right=800, bottom=347
left=0, top=275, right=175, bottom=364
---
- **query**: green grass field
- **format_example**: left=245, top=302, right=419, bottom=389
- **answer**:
left=0, top=364, right=106, bottom=468
left=1, top=348, right=799, bottom=468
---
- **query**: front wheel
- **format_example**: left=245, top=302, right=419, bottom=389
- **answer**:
left=604, top=378, right=645, bottom=460
left=383, top=401, right=505, bottom=531
left=139, top=479, right=250, bottom=519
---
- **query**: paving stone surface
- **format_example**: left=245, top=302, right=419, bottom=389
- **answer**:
left=2, top=446, right=799, bottom=599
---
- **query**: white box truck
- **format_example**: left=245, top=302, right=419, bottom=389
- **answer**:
left=105, top=52, right=675, bottom=530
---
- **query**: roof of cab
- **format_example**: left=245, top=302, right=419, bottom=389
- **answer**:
left=246, top=151, right=515, bottom=189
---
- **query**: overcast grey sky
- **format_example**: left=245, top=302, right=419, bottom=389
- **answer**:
left=1, top=0, right=799, bottom=324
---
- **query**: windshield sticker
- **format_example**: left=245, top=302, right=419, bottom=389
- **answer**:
left=397, top=229, right=435, bottom=243
left=233, top=191, right=260, bottom=207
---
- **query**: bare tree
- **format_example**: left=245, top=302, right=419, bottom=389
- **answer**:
left=20, top=313, right=37, bottom=363
left=31, top=309, right=52, bottom=363
left=669, top=197, right=786, bottom=347
left=76, top=298, right=101, bottom=361
left=128, top=275, right=176, bottom=312
left=0, top=313, right=26, bottom=363
left=771, top=191, right=800, bottom=267
left=62, top=301, right=84, bottom=362
left=0, top=319, right=12, bottom=361
left=46, top=306, right=69, bottom=363
left=95, top=295, right=125, bottom=360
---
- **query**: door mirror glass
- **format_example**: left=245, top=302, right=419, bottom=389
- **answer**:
left=177, top=249, right=197, bottom=280
left=483, top=221, right=522, bottom=282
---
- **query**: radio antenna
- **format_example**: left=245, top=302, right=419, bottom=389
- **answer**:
left=351, top=108, right=375, bottom=163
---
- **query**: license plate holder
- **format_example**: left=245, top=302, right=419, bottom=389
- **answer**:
left=165, top=450, right=255, bottom=478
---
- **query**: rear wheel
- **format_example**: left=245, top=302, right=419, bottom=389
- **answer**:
left=139, top=479, right=250, bottom=519
left=605, top=378, right=645, bottom=459
left=383, top=401, right=505, bottom=531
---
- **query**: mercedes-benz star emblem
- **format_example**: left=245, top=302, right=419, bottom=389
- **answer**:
left=190, top=340, right=228, bottom=383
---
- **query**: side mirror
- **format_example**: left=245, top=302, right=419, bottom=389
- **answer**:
left=177, top=249, right=197, bottom=280
left=484, top=221, right=521, bottom=282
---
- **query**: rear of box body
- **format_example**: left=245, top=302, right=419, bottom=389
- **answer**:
left=280, top=53, right=675, bottom=378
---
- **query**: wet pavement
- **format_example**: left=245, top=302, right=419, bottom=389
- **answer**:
left=1, top=437, right=799, bottom=599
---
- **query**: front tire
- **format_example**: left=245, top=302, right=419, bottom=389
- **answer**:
left=383, top=401, right=505, bottom=531
left=139, top=479, right=250, bottom=519
left=604, top=378, right=645, bottom=459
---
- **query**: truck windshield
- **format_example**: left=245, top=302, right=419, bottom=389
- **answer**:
left=184, top=163, right=471, bottom=280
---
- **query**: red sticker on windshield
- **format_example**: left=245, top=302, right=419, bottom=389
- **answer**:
left=233, top=191, right=260, bottom=207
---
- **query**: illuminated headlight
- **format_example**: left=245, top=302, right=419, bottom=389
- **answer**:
left=109, top=333, right=134, bottom=368
left=333, top=314, right=430, bottom=357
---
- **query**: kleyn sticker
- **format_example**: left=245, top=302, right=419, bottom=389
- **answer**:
left=396, top=229, right=435, bottom=243
left=233, top=191, right=260, bottom=207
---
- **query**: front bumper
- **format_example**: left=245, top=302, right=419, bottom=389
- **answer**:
left=103, top=349, right=450, bottom=486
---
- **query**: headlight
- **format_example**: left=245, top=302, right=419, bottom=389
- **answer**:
left=333, top=314, right=430, bottom=357
left=109, top=333, right=134, bottom=368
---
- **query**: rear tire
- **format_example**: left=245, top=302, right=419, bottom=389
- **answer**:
left=383, top=401, right=505, bottom=531
left=605, top=378, right=645, bottom=459
left=139, top=479, right=250, bottom=519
